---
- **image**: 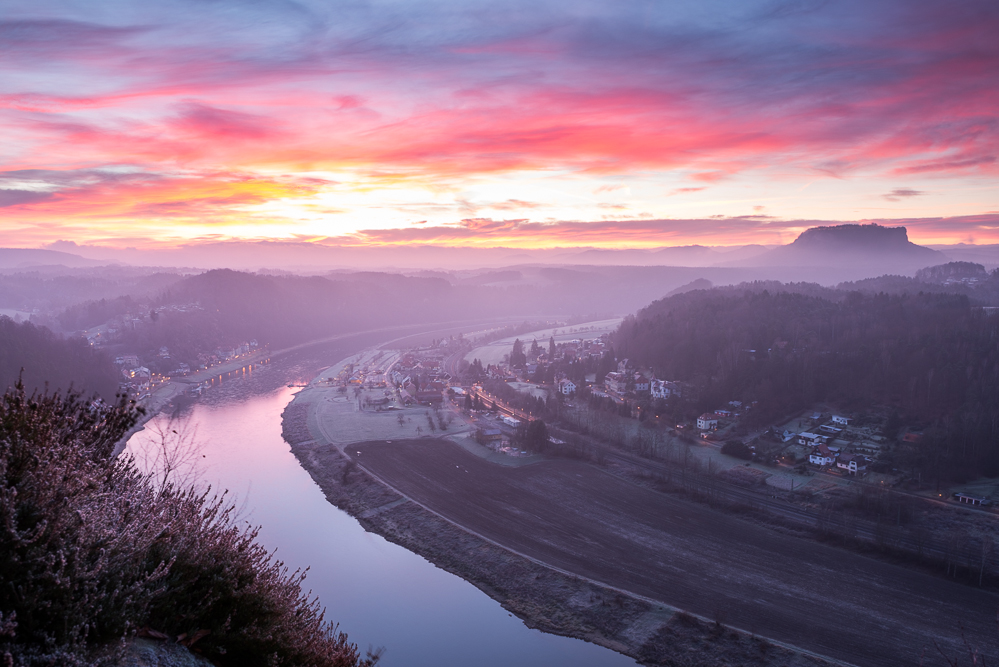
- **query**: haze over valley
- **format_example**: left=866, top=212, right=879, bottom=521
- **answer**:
left=3, top=1, right=999, bottom=665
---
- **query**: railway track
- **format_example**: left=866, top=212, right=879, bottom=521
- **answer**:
left=602, top=449, right=977, bottom=565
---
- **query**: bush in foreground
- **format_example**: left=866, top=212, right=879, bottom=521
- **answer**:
left=0, top=381, right=375, bottom=666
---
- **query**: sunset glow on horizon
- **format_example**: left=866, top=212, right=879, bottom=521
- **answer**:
left=2, top=0, right=998, bottom=250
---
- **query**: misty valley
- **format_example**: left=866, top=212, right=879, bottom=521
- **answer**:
left=2, top=224, right=999, bottom=666
left=6, top=0, right=999, bottom=663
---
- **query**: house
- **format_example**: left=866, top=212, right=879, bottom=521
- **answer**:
left=798, top=432, right=829, bottom=447
left=416, top=390, right=443, bottom=405
left=809, top=445, right=836, bottom=466
left=715, top=409, right=733, bottom=418
left=604, top=372, right=627, bottom=394
left=558, top=379, right=576, bottom=395
left=633, top=374, right=650, bottom=393
left=697, top=413, right=718, bottom=430
left=832, top=415, right=852, bottom=426
left=476, top=428, right=503, bottom=444
left=836, top=453, right=867, bottom=474
left=650, top=379, right=681, bottom=400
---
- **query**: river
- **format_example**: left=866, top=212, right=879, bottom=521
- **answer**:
left=127, top=336, right=636, bottom=667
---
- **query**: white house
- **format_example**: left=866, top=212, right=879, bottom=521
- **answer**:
left=697, top=413, right=718, bottom=430
left=650, top=379, right=681, bottom=400
left=604, top=372, right=627, bottom=393
left=832, top=415, right=852, bottom=426
left=798, top=432, right=829, bottom=447
left=633, top=374, right=650, bottom=392
left=809, top=445, right=836, bottom=466
left=836, top=453, right=867, bottom=474
left=558, top=379, right=576, bottom=395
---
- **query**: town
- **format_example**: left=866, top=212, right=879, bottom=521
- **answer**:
left=308, top=321, right=996, bottom=513
left=287, top=317, right=997, bottom=593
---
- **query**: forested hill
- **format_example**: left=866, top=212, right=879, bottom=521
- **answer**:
left=0, top=317, right=118, bottom=399
left=150, top=269, right=458, bottom=353
left=614, top=286, right=999, bottom=479
left=136, top=267, right=699, bottom=364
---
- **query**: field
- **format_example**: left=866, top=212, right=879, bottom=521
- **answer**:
left=352, top=438, right=999, bottom=667
left=464, top=317, right=622, bottom=366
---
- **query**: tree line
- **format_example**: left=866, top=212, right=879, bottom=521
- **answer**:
left=0, top=317, right=119, bottom=400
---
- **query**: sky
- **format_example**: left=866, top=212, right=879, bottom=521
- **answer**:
left=1, top=0, right=998, bottom=250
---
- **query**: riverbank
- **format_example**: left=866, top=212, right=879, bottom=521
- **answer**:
left=112, top=316, right=543, bottom=457
left=113, top=349, right=273, bottom=456
left=282, top=392, right=833, bottom=666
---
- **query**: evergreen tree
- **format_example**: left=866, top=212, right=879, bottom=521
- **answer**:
left=510, top=339, right=527, bottom=367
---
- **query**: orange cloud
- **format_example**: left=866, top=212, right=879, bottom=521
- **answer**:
left=1, top=169, right=320, bottom=225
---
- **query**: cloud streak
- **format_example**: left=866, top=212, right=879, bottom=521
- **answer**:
left=882, top=188, right=926, bottom=201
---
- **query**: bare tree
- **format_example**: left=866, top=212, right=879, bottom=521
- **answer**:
left=131, top=413, right=204, bottom=494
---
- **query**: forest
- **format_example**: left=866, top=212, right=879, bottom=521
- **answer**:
left=614, top=285, right=999, bottom=481
left=0, top=317, right=119, bottom=400
left=121, top=270, right=460, bottom=366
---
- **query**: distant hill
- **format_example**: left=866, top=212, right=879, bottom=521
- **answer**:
left=928, top=244, right=999, bottom=268
left=559, top=245, right=771, bottom=267
left=734, top=224, right=947, bottom=277
left=915, top=261, right=988, bottom=284
left=0, top=248, right=105, bottom=269
left=665, top=278, right=713, bottom=296
left=833, top=262, right=999, bottom=305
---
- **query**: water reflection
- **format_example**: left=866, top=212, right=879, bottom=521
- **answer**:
left=128, top=342, right=636, bottom=667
